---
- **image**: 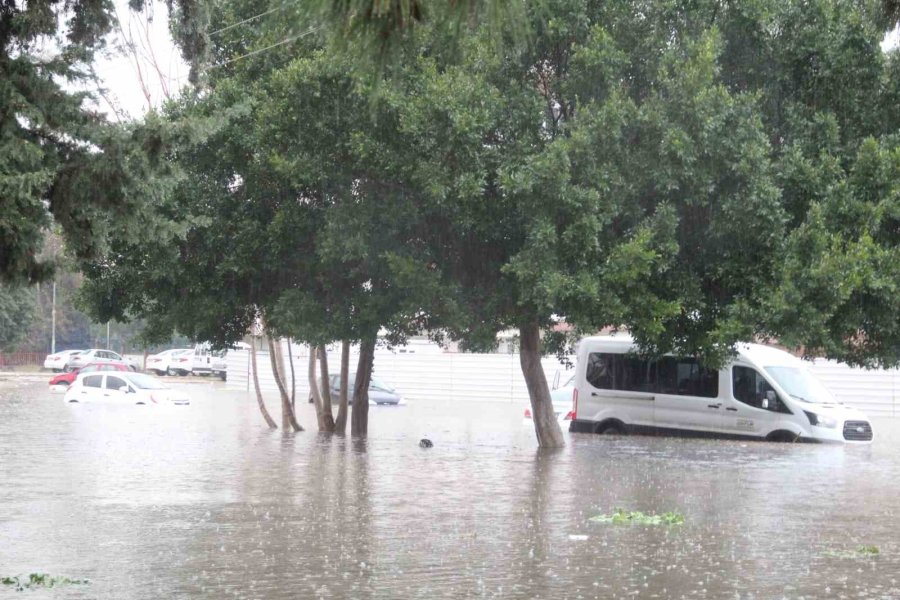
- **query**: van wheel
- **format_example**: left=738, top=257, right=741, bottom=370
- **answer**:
left=766, top=430, right=800, bottom=443
left=595, top=420, right=626, bottom=435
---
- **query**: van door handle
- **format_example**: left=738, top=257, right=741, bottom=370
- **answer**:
left=707, top=404, right=721, bottom=409
left=725, top=407, right=738, bottom=412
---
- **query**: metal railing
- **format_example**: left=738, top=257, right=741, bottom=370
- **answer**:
left=0, top=352, right=45, bottom=367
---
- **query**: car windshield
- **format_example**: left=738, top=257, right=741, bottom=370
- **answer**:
left=370, top=377, right=394, bottom=393
left=127, top=373, right=168, bottom=390
left=764, top=366, right=838, bottom=405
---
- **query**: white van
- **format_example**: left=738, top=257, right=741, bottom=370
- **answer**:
left=570, top=336, right=873, bottom=443
left=191, top=343, right=213, bottom=375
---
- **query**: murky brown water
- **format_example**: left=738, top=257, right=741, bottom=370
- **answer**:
left=1, top=374, right=899, bottom=599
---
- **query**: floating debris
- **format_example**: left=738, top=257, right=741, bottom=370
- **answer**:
left=419, top=438, right=433, bottom=448
left=589, top=508, right=685, bottom=526
left=823, top=545, right=880, bottom=559
left=1, top=573, right=90, bottom=591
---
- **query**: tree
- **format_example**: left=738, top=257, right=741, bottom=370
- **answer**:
left=0, top=284, right=35, bottom=352
left=0, top=1, right=207, bottom=285
left=382, top=0, right=900, bottom=445
left=80, top=0, right=900, bottom=447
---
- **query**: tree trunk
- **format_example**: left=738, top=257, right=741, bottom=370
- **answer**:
left=250, top=338, right=277, bottom=429
left=308, top=345, right=327, bottom=430
left=267, top=334, right=303, bottom=432
left=351, top=335, right=376, bottom=436
left=318, top=346, right=336, bottom=431
left=520, top=321, right=565, bottom=448
left=334, top=340, right=350, bottom=433
left=287, top=337, right=296, bottom=410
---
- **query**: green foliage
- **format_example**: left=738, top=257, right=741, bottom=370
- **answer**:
left=0, top=284, right=35, bottom=351
left=0, top=0, right=211, bottom=285
left=79, top=0, right=900, bottom=374
left=823, top=544, right=881, bottom=558
left=1, top=573, right=89, bottom=591
left=589, top=508, right=686, bottom=526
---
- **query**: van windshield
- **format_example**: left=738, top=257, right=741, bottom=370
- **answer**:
left=764, top=367, right=838, bottom=405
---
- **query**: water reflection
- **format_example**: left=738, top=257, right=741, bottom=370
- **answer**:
left=0, top=380, right=898, bottom=599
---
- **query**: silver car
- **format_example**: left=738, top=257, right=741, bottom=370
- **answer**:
left=310, top=374, right=404, bottom=405
left=66, top=349, right=137, bottom=372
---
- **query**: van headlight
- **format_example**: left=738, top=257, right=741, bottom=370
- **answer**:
left=804, top=411, right=837, bottom=429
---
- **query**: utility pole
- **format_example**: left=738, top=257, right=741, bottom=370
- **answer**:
left=51, top=282, right=57, bottom=354
left=106, top=321, right=110, bottom=349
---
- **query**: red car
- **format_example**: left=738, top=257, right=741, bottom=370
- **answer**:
left=48, top=362, right=130, bottom=387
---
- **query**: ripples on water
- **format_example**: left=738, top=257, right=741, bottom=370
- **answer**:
left=1, top=376, right=898, bottom=599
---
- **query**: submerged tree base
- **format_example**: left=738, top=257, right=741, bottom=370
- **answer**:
left=1, top=573, right=90, bottom=591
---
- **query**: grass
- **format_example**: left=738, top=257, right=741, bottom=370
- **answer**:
left=823, top=545, right=880, bottom=559
left=589, top=508, right=685, bottom=526
left=1, top=573, right=90, bottom=591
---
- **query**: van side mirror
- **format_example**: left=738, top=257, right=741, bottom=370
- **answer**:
left=762, top=390, right=776, bottom=409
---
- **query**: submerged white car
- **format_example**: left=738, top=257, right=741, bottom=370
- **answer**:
left=63, top=371, right=190, bottom=406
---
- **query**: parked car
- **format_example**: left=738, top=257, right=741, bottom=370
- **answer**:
left=49, top=362, right=130, bottom=388
left=309, top=373, right=404, bottom=405
left=167, top=350, right=195, bottom=376
left=66, top=349, right=138, bottom=372
left=146, top=349, right=193, bottom=376
left=524, top=373, right=576, bottom=424
left=43, top=350, right=84, bottom=372
left=63, top=371, right=190, bottom=405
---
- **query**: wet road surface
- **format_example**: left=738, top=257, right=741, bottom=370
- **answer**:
left=1, top=374, right=898, bottom=599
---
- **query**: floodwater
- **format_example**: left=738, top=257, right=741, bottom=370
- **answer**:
left=1, top=375, right=899, bottom=599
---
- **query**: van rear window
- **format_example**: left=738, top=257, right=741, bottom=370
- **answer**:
left=586, top=352, right=718, bottom=398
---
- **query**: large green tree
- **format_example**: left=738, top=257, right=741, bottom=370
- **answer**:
left=79, top=0, right=900, bottom=449
left=0, top=0, right=205, bottom=284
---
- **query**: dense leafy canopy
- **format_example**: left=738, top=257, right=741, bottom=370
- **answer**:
left=0, top=0, right=204, bottom=285
left=79, top=0, right=900, bottom=380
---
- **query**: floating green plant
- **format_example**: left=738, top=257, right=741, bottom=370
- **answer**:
left=823, top=545, right=880, bottom=559
left=1, top=573, right=90, bottom=591
left=589, top=508, right=685, bottom=526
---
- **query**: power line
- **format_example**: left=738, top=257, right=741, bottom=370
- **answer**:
left=208, top=26, right=322, bottom=69
left=208, top=7, right=282, bottom=37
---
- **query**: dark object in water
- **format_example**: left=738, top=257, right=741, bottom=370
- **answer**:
left=419, top=438, right=433, bottom=448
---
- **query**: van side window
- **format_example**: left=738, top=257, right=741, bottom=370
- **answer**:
left=587, top=353, right=718, bottom=398
left=657, top=357, right=719, bottom=398
left=732, top=366, right=781, bottom=411
left=586, top=353, right=614, bottom=389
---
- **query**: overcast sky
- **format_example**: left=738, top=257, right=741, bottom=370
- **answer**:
left=90, top=5, right=900, bottom=121
left=90, top=0, right=188, bottom=119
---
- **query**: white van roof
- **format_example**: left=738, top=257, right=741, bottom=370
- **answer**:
left=578, top=336, right=804, bottom=368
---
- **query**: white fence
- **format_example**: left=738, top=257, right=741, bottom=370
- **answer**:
left=809, top=359, right=898, bottom=417
left=226, top=343, right=899, bottom=416
left=225, top=342, right=574, bottom=405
